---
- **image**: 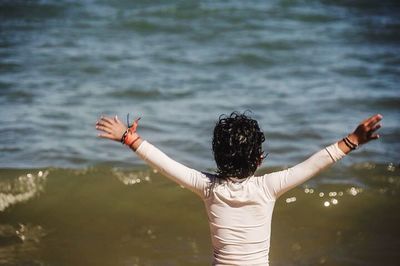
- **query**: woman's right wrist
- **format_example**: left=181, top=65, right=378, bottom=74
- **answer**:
left=338, top=133, right=360, bottom=154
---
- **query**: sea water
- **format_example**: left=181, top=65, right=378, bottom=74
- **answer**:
left=0, top=0, right=399, bottom=265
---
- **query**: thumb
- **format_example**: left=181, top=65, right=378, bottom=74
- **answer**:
left=130, top=117, right=141, bottom=132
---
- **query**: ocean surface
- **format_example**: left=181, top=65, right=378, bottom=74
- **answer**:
left=0, top=0, right=399, bottom=265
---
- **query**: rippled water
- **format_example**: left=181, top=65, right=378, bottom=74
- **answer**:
left=0, top=0, right=399, bottom=265
left=1, top=0, right=399, bottom=169
left=0, top=165, right=399, bottom=265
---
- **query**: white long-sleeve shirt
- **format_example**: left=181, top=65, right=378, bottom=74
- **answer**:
left=135, top=141, right=346, bottom=265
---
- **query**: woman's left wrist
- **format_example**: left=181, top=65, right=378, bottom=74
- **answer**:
left=123, top=132, right=139, bottom=146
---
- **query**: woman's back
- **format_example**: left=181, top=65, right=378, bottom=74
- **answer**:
left=205, top=176, right=275, bottom=265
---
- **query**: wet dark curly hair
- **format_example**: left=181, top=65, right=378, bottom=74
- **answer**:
left=212, top=111, right=266, bottom=179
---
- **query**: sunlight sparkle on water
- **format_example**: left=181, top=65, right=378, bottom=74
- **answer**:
left=286, top=197, right=297, bottom=203
left=349, top=187, right=362, bottom=196
left=387, top=163, right=395, bottom=172
left=304, top=188, right=314, bottom=194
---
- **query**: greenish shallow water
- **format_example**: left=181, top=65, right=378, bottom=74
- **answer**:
left=0, top=164, right=399, bottom=265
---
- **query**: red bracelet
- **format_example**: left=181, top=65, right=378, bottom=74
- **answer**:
left=124, top=132, right=141, bottom=147
left=128, top=136, right=141, bottom=147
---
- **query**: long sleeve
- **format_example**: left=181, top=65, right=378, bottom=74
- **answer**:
left=260, top=142, right=346, bottom=199
left=135, top=141, right=210, bottom=198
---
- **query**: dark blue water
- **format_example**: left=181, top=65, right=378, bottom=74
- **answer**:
left=1, top=0, right=399, bottom=170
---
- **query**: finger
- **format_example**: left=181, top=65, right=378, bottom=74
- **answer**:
left=368, top=133, right=380, bottom=140
left=366, top=114, right=382, bottom=125
left=361, top=116, right=372, bottom=124
left=96, top=120, right=111, bottom=128
left=100, top=116, right=114, bottom=125
left=365, top=114, right=383, bottom=127
left=96, top=125, right=112, bottom=134
left=97, top=133, right=114, bottom=140
left=114, top=115, right=121, bottom=124
left=361, top=114, right=377, bottom=124
left=370, top=123, right=382, bottom=132
left=362, top=114, right=380, bottom=125
left=95, top=120, right=110, bottom=128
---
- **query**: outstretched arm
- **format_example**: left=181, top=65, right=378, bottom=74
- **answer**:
left=95, top=115, right=209, bottom=198
left=262, top=114, right=383, bottom=199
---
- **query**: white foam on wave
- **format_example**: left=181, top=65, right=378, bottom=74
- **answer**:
left=111, top=168, right=151, bottom=186
left=0, top=170, right=48, bottom=212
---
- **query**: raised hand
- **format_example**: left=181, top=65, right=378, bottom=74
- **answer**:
left=348, top=114, right=383, bottom=146
left=96, top=115, right=128, bottom=142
